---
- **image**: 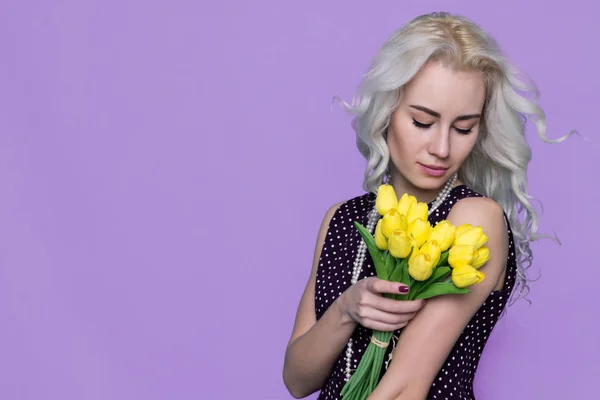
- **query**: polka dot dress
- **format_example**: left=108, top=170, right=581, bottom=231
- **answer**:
left=314, top=185, right=517, bottom=400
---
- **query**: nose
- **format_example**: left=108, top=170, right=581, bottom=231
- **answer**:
left=427, top=126, right=450, bottom=159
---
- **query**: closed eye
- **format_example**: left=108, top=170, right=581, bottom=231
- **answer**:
left=412, top=118, right=433, bottom=129
left=455, top=127, right=473, bottom=135
left=413, top=118, right=473, bottom=135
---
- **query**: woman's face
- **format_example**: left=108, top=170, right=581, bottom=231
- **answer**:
left=387, top=60, right=486, bottom=193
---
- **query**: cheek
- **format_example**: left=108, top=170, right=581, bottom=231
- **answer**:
left=387, top=130, right=411, bottom=164
left=388, top=121, right=420, bottom=157
left=453, top=134, right=479, bottom=161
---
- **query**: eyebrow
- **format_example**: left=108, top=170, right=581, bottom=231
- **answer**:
left=409, top=105, right=481, bottom=121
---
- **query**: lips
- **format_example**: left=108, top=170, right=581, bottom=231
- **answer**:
left=419, top=163, right=448, bottom=171
left=418, top=163, right=449, bottom=177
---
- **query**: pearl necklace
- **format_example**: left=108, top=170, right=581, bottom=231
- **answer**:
left=343, top=173, right=458, bottom=382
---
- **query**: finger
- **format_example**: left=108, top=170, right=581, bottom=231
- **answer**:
left=367, top=277, right=410, bottom=295
left=390, top=299, right=426, bottom=314
left=358, top=307, right=411, bottom=325
left=367, top=311, right=417, bottom=326
left=362, top=319, right=410, bottom=333
left=372, top=296, right=425, bottom=314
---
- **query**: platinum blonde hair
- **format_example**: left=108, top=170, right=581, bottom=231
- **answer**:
left=336, top=12, right=574, bottom=304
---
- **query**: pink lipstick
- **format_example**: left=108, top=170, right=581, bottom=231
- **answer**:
left=418, top=163, right=448, bottom=177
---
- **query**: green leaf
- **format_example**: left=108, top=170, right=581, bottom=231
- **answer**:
left=401, top=259, right=410, bottom=287
left=387, top=258, right=404, bottom=283
left=354, top=221, right=386, bottom=278
left=414, top=282, right=471, bottom=300
left=353, top=222, right=378, bottom=255
left=429, top=267, right=452, bottom=283
left=382, top=252, right=389, bottom=280
left=437, top=251, right=449, bottom=267
left=408, top=280, right=425, bottom=300
left=384, top=252, right=396, bottom=280
left=411, top=267, right=451, bottom=298
left=386, top=259, right=410, bottom=300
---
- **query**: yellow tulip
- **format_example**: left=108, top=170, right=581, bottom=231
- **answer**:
left=407, top=233, right=418, bottom=253
left=407, top=202, right=429, bottom=225
left=408, top=218, right=431, bottom=248
left=397, top=193, right=417, bottom=218
left=476, top=234, right=489, bottom=249
left=455, top=223, right=472, bottom=238
left=388, top=229, right=412, bottom=259
left=376, top=184, right=398, bottom=215
left=375, top=220, right=388, bottom=250
left=452, top=264, right=485, bottom=288
left=429, top=221, right=456, bottom=252
left=472, top=247, right=490, bottom=269
left=448, top=245, right=478, bottom=268
left=408, top=246, right=420, bottom=264
left=419, top=239, right=441, bottom=267
left=381, top=209, right=406, bottom=238
left=408, top=253, right=435, bottom=281
left=454, top=225, right=488, bottom=249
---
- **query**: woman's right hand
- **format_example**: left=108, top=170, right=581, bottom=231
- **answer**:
left=337, top=277, right=426, bottom=332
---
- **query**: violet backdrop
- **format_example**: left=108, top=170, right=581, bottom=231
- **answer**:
left=1, top=0, right=598, bottom=399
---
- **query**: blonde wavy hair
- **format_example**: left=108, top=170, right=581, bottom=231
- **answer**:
left=336, top=12, right=574, bottom=304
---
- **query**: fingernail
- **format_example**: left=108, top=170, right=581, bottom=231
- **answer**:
left=399, top=286, right=409, bottom=294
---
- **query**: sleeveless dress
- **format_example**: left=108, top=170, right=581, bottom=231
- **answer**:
left=314, top=185, right=517, bottom=400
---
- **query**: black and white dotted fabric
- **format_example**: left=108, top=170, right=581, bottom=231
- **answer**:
left=314, top=185, right=517, bottom=400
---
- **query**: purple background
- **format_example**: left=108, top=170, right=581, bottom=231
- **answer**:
left=1, top=1, right=599, bottom=399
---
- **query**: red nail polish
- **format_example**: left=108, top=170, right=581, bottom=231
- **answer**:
left=399, top=286, right=409, bottom=294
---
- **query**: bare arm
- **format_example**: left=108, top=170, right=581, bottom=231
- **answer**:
left=366, top=197, right=509, bottom=400
left=283, top=202, right=426, bottom=399
left=282, top=202, right=356, bottom=399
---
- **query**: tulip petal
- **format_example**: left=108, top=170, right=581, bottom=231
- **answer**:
left=407, top=202, right=429, bottom=225
left=376, top=184, right=399, bottom=215
left=448, top=245, right=478, bottom=268
left=397, top=193, right=417, bottom=217
left=374, top=220, right=388, bottom=250
left=472, top=247, right=490, bottom=269
left=388, top=229, right=412, bottom=259
left=430, top=221, right=456, bottom=252
left=408, top=218, right=431, bottom=248
left=408, top=253, right=434, bottom=281
left=382, top=209, right=404, bottom=238
left=451, top=264, right=485, bottom=288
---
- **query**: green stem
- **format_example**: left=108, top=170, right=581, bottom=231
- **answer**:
left=341, top=330, right=394, bottom=399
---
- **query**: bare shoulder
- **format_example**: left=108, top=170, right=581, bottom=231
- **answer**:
left=447, top=195, right=508, bottom=278
left=321, top=201, right=346, bottom=229
left=448, top=195, right=505, bottom=225
left=315, top=200, right=347, bottom=266
left=316, top=192, right=372, bottom=239
left=313, top=201, right=346, bottom=249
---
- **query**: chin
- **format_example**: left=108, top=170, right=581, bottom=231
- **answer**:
left=411, top=173, right=450, bottom=191
left=418, top=180, right=445, bottom=191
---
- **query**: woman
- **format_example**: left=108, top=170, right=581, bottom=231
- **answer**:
left=283, top=12, right=570, bottom=400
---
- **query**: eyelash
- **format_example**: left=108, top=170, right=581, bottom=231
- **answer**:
left=412, top=119, right=473, bottom=135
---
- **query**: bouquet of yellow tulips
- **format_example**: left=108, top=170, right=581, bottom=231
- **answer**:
left=340, top=185, right=490, bottom=400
